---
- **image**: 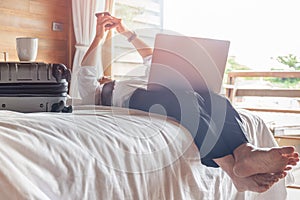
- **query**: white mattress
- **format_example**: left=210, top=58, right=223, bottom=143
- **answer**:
left=0, top=106, right=294, bottom=200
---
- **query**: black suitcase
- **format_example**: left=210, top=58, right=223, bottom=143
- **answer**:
left=0, top=62, right=72, bottom=113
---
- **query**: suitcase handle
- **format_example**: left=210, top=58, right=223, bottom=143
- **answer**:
left=52, top=64, right=71, bottom=83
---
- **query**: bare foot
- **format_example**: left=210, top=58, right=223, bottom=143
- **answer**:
left=233, top=143, right=299, bottom=177
left=232, top=172, right=286, bottom=193
left=214, top=153, right=288, bottom=193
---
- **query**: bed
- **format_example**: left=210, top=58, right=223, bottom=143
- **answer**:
left=0, top=105, right=295, bottom=200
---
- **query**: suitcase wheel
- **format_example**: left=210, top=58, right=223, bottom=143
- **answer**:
left=52, top=64, right=71, bottom=83
left=51, top=101, right=72, bottom=113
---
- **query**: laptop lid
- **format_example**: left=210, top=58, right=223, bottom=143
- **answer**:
left=147, top=33, right=230, bottom=93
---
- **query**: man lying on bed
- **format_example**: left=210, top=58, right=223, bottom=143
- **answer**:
left=77, top=12, right=299, bottom=193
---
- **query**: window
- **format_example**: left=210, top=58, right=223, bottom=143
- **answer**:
left=110, top=0, right=164, bottom=80
left=163, top=0, right=300, bottom=71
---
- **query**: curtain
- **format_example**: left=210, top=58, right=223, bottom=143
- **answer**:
left=69, top=0, right=105, bottom=98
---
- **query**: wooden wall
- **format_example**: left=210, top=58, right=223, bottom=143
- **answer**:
left=0, top=0, right=74, bottom=68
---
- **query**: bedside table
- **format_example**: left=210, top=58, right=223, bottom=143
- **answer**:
left=275, top=135, right=300, bottom=149
left=275, top=135, right=300, bottom=190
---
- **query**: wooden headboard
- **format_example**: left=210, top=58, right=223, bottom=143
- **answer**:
left=0, top=0, right=75, bottom=68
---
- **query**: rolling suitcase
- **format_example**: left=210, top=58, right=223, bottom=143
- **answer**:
left=0, top=62, right=72, bottom=113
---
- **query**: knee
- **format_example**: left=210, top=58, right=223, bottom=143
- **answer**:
left=129, top=88, right=147, bottom=108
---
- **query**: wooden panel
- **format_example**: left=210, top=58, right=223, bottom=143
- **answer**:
left=0, top=0, right=30, bottom=12
left=29, top=0, right=68, bottom=21
left=227, top=71, right=300, bottom=78
left=235, top=88, right=300, bottom=97
left=225, top=70, right=300, bottom=114
left=0, top=10, right=69, bottom=35
left=0, top=0, right=73, bottom=68
left=275, top=135, right=300, bottom=146
left=241, top=107, right=300, bottom=114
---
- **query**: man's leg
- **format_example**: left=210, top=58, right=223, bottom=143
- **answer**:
left=192, top=91, right=299, bottom=170
left=128, top=87, right=182, bottom=121
left=128, top=86, right=299, bottom=192
left=192, top=91, right=249, bottom=167
left=128, top=86, right=248, bottom=167
left=129, top=87, right=299, bottom=169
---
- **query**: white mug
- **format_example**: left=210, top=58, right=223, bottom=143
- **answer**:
left=16, top=37, right=38, bottom=62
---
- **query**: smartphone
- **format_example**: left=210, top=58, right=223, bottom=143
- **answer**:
left=95, top=12, right=114, bottom=27
left=95, top=12, right=111, bottom=17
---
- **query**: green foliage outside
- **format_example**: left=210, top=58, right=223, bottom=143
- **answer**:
left=273, top=54, right=300, bottom=70
left=224, top=56, right=254, bottom=83
left=226, top=56, right=251, bottom=72
left=268, top=54, right=300, bottom=88
left=114, top=4, right=144, bottom=28
left=225, top=55, right=300, bottom=88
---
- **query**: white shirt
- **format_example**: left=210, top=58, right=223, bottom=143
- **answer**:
left=78, top=56, right=151, bottom=107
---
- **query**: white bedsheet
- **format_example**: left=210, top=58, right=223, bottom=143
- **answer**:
left=0, top=106, right=293, bottom=200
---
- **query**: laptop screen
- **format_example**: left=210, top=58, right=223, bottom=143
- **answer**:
left=147, top=33, right=230, bottom=93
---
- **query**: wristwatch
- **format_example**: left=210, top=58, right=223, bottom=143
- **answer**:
left=127, top=31, right=137, bottom=42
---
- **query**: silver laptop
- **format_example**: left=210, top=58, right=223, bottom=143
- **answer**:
left=147, top=33, right=230, bottom=93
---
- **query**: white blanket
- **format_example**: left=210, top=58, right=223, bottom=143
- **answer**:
left=0, top=106, right=293, bottom=200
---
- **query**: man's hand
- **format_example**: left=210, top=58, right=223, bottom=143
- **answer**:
left=95, top=13, right=115, bottom=39
left=98, top=76, right=112, bottom=85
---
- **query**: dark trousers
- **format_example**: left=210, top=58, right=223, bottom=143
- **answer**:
left=128, top=85, right=248, bottom=167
